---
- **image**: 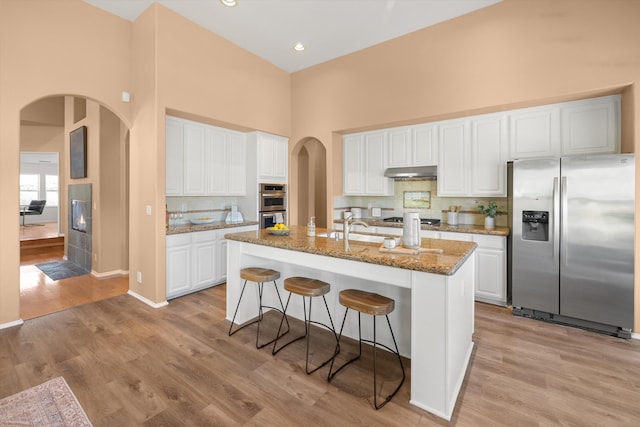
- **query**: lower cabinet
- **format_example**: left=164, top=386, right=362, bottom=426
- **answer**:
left=166, top=225, right=257, bottom=299
left=437, top=232, right=507, bottom=306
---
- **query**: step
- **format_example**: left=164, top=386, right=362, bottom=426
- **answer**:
left=20, top=236, right=64, bottom=250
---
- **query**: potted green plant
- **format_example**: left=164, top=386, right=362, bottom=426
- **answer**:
left=477, top=202, right=503, bottom=228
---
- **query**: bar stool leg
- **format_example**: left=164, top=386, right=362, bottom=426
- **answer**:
left=273, top=294, right=339, bottom=374
left=228, top=279, right=290, bottom=349
left=327, top=309, right=405, bottom=410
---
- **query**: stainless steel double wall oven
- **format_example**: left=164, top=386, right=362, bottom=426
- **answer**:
left=259, top=183, right=286, bottom=228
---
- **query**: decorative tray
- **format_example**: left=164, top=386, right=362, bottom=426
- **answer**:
left=190, top=218, right=216, bottom=225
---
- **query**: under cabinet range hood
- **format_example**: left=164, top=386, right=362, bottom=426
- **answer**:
left=384, top=165, right=437, bottom=180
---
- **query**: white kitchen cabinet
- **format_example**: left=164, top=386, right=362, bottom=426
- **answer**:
left=508, top=95, right=620, bottom=160
left=165, top=117, right=184, bottom=196
left=560, top=95, right=620, bottom=155
left=470, top=114, right=508, bottom=196
left=182, top=122, right=207, bottom=195
left=472, top=235, right=506, bottom=306
left=343, top=130, right=394, bottom=196
left=166, top=116, right=246, bottom=197
left=438, top=231, right=507, bottom=306
left=412, top=123, right=439, bottom=166
left=166, top=233, right=192, bottom=299
left=509, top=105, right=561, bottom=159
left=191, top=230, right=217, bottom=289
left=387, top=127, right=412, bottom=167
left=207, top=127, right=246, bottom=196
left=246, top=131, right=288, bottom=184
left=438, top=115, right=507, bottom=197
left=217, top=225, right=257, bottom=282
left=387, top=124, right=438, bottom=168
left=437, top=119, right=470, bottom=196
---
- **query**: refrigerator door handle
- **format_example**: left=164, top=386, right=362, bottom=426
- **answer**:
left=553, top=177, right=560, bottom=265
left=560, top=176, right=568, bottom=267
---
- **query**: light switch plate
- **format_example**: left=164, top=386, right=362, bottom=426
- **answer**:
left=145, top=205, right=152, bottom=215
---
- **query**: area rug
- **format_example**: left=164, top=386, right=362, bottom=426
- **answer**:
left=35, top=261, right=89, bottom=281
left=0, top=377, right=93, bottom=426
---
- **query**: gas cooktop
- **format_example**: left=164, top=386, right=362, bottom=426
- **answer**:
left=383, top=217, right=441, bottom=226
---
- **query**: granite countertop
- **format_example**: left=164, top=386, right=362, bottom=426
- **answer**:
left=166, top=220, right=259, bottom=235
left=224, top=225, right=477, bottom=276
left=333, top=218, right=510, bottom=236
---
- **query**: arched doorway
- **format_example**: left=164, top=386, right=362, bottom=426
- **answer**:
left=292, top=137, right=327, bottom=228
left=19, top=95, right=130, bottom=319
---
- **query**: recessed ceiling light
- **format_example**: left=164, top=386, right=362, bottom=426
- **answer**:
left=293, top=43, right=305, bottom=52
left=220, top=0, right=237, bottom=7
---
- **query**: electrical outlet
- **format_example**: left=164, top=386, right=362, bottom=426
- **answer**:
left=146, top=205, right=152, bottom=216
left=136, top=271, right=142, bottom=283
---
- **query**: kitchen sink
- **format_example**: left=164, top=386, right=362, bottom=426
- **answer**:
left=316, top=232, right=385, bottom=244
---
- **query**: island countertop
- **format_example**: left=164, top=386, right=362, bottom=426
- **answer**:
left=224, top=225, right=476, bottom=275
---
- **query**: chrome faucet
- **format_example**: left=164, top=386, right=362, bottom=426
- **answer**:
left=343, top=217, right=369, bottom=252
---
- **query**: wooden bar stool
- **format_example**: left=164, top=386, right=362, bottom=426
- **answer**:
left=228, top=267, right=290, bottom=349
left=272, top=276, right=340, bottom=375
left=327, top=289, right=405, bottom=410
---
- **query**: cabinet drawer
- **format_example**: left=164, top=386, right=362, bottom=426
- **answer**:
left=439, top=231, right=473, bottom=242
left=472, top=234, right=505, bottom=249
left=191, top=229, right=217, bottom=243
left=167, top=233, right=191, bottom=246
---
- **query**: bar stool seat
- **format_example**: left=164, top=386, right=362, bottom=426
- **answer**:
left=328, top=289, right=405, bottom=410
left=228, top=267, right=290, bottom=349
left=272, top=276, right=339, bottom=375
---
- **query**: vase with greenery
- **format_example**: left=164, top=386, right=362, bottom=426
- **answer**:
left=477, top=202, right=503, bottom=228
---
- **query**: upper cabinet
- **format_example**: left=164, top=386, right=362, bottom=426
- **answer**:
left=165, top=116, right=247, bottom=196
left=509, top=94, right=620, bottom=159
left=247, top=131, right=288, bottom=184
left=509, top=105, right=561, bottom=159
left=343, top=130, right=394, bottom=196
left=387, top=124, right=438, bottom=168
left=207, top=127, right=247, bottom=196
left=437, top=114, right=508, bottom=197
left=560, top=95, right=620, bottom=155
left=166, top=117, right=184, bottom=196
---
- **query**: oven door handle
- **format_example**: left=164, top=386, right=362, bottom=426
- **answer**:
left=262, top=213, right=276, bottom=218
left=261, top=193, right=285, bottom=197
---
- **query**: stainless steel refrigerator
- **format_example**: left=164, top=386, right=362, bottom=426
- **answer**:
left=511, top=154, right=635, bottom=337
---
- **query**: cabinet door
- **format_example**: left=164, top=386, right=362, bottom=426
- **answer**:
left=438, top=120, right=469, bottom=196
left=273, top=136, right=288, bottom=181
left=470, top=115, right=507, bottom=196
left=207, top=128, right=228, bottom=195
left=258, top=134, right=275, bottom=178
left=364, top=131, right=393, bottom=195
left=561, top=95, right=619, bottom=155
left=228, top=132, right=247, bottom=195
left=191, top=230, right=217, bottom=289
left=166, top=234, right=191, bottom=299
left=183, top=123, right=207, bottom=195
left=218, top=238, right=228, bottom=282
left=412, top=123, right=438, bottom=166
left=165, top=117, right=184, bottom=196
left=343, top=134, right=364, bottom=195
left=473, top=235, right=506, bottom=305
left=509, top=106, right=560, bottom=159
left=387, top=127, right=412, bottom=167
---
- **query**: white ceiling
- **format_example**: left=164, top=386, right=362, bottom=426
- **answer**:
left=83, top=0, right=501, bottom=73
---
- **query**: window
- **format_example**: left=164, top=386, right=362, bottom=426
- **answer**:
left=45, top=174, right=59, bottom=207
left=19, top=174, right=39, bottom=205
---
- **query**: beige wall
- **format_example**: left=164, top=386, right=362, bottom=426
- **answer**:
left=290, top=0, right=640, bottom=330
left=2, top=0, right=639, bottom=332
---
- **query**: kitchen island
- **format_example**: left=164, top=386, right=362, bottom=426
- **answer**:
left=225, top=226, right=476, bottom=420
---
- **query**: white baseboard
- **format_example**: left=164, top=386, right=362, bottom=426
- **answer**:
left=127, top=290, right=168, bottom=309
left=0, top=319, right=24, bottom=330
left=631, top=331, right=640, bottom=340
left=92, top=269, right=129, bottom=279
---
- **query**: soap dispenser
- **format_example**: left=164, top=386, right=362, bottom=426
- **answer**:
left=307, top=216, right=316, bottom=237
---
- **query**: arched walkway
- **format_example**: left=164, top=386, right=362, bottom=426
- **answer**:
left=291, top=137, right=327, bottom=228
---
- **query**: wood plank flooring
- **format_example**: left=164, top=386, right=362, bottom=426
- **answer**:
left=2, top=286, right=639, bottom=426
left=19, top=222, right=129, bottom=319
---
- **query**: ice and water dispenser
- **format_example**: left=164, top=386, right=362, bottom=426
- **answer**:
left=521, top=211, right=549, bottom=241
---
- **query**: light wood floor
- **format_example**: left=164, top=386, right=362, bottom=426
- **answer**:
left=20, top=222, right=129, bottom=320
left=1, top=285, right=639, bottom=426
